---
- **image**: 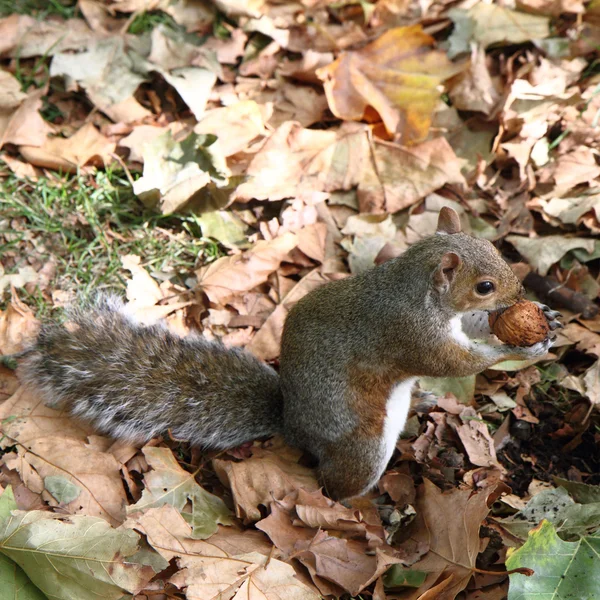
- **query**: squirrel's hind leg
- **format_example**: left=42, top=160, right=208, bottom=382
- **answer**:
left=318, top=436, right=386, bottom=501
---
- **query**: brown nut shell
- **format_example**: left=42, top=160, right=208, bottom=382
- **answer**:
left=488, top=300, right=550, bottom=347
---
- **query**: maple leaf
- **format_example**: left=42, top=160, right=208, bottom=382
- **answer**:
left=317, top=25, right=462, bottom=143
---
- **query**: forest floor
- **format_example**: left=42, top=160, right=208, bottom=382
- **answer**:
left=0, top=0, right=600, bottom=599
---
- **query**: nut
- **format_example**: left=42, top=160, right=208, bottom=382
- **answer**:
left=488, top=300, right=550, bottom=347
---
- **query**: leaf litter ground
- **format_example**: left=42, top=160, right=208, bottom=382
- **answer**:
left=1, top=0, right=600, bottom=599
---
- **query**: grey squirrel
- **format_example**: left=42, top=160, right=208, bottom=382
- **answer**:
left=16, top=207, right=560, bottom=500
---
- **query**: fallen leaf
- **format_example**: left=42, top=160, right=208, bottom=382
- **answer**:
left=317, top=25, right=461, bottom=142
left=50, top=36, right=150, bottom=122
left=0, top=301, right=39, bottom=355
left=517, top=0, right=585, bottom=15
left=121, top=254, right=164, bottom=314
left=448, top=4, right=550, bottom=57
left=0, top=85, right=52, bottom=149
left=496, top=487, right=600, bottom=540
left=203, top=28, right=248, bottom=63
left=257, top=494, right=400, bottom=596
left=79, top=0, right=122, bottom=33
left=582, top=360, right=600, bottom=407
left=506, top=235, right=596, bottom=275
left=161, top=67, right=217, bottom=120
left=133, top=130, right=230, bottom=214
left=44, top=475, right=82, bottom=505
left=249, top=269, right=331, bottom=360
left=213, top=440, right=319, bottom=522
left=0, top=385, right=127, bottom=525
left=506, top=520, right=600, bottom=600
left=0, top=487, right=47, bottom=600
left=126, top=504, right=320, bottom=600
left=196, top=210, right=248, bottom=249
left=128, top=446, right=233, bottom=539
left=233, top=121, right=366, bottom=202
left=235, top=121, right=465, bottom=212
left=0, top=71, right=24, bottom=108
left=400, top=480, right=500, bottom=600
left=447, top=46, right=500, bottom=115
left=0, top=510, right=164, bottom=600
left=548, top=148, right=600, bottom=196
left=538, top=196, right=600, bottom=230
left=197, top=232, right=298, bottom=305
left=341, top=214, right=401, bottom=274
left=194, top=100, right=269, bottom=157
left=19, top=122, right=115, bottom=172
left=555, top=323, right=600, bottom=356
left=119, top=123, right=185, bottom=163
left=358, top=136, right=466, bottom=213
left=0, top=14, right=95, bottom=58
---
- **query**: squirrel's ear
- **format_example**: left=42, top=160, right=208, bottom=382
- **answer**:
left=434, top=252, right=462, bottom=289
left=436, top=207, right=461, bottom=235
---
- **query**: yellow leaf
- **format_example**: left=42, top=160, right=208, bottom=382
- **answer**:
left=317, top=25, right=461, bottom=143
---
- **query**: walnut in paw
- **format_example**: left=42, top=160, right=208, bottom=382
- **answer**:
left=488, top=300, right=550, bottom=347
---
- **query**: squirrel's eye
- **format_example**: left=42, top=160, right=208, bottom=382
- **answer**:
left=476, top=281, right=495, bottom=295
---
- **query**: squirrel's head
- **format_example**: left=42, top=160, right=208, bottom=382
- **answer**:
left=429, top=207, right=524, bottom=312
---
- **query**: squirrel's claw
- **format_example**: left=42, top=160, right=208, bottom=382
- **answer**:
left=532, top=302, right=562, bottom=333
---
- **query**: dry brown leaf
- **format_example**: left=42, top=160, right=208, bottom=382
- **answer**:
left=119, top=123, right=185, bottom=163
left=257, top=497, right=401, bottom=596
left=447, top=47, right=500, bottom=116
left=358, top=136, right=466, bottom=213
left=0, top=388, right=127, bottom=525
left=126, top=504, right=320, bottom=600
left=556, top=322, right=600, bottom=357
left=50, top=36, right=152, bottom=123
left=0, top=365, right=19, bottom=403
left=0, top=85, right=53, bottom=149
left=279, top=50, right=335, bottom=84
left=517, top=0, right=585, bottom=15
left=378, top=472, right=416, bottom=505
left=0, top=386, right=92, bottom=442
left=550, top=148, right=600, bottom=196
left=121, top=254, right=164, bottom=316
left=0, top=14, right=94, bottom=58
left=0, top=70, right=26, bottom=109
left=79, top=0, right=122, bottom=33
left=249, top=269, right=331, bottom=361
left=400, top=480, right=499, bottom=600
left=0, top=154, right=40, bottom=178
left=235, top=122, right=464, bottom=212
left=317, top=25, right=461, bottom=142
left=203, top=28, right=248, bottom=63
left=197, top=232, right=298, bottom=305
left=0, top=300, right=39, bottom=355
left=20, top=123, right=115, bottom=172
left=233, top=121, right=366, bottom=202
left=194, top=100, right=270, bottom=157
left=213, top=439, right=319, bottom=522
left=454, top=416, right=503, bottom=469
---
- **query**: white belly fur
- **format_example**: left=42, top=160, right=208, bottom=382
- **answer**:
left=381, top=377, right=417, bottom=470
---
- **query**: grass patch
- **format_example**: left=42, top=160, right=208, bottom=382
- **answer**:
left=0, top=168, right=224, bottom=315
left=0, top=0, right=78, bottom=19
left=127, top=10, right=177, bottom=34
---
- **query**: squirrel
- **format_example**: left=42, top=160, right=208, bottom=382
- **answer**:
left=14, top=207, right=560, bottom=501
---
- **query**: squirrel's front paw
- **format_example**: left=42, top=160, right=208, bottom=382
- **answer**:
left=533, top=302, right=563, bottom=333
left=511, top=336, right=553, bottom=359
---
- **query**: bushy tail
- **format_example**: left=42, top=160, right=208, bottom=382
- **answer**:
left=19, top=294, right=283, bottom=448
